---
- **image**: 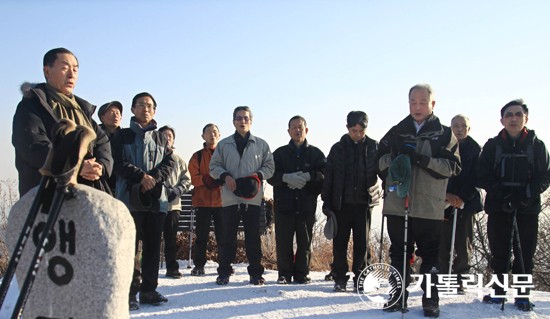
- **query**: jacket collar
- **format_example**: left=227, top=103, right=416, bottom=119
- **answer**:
left=130, top=117, right=158, bottom=135
left=203, top=142, right=216, bottom=153
left=27, top=83, right=96, bottom=120
left=287, top=139, right=309, bottom=153
left=497, top=127, right=533, bottom=147
left=396, top=114, right=442, bottom=135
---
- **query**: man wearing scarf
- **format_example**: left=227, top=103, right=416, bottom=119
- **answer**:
left=12, top=47, right=113, bottom=196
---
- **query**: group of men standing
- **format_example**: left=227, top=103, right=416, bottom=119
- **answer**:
left=11, top=47, right=550, bottom=317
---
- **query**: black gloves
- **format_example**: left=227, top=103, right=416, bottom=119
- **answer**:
left=502, top=193, right=525, bottom=213
left=167, top=186, right=182, bottom=202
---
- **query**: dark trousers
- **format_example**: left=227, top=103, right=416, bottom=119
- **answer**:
left=217, top=204, right=264, bottom=277
left=332, top=204, right=372, bottom=284
left=487, top=211, right=539, bottom=299
left=387, top=215, right=442, bottom=301
left=163, top=210, right=181, bottom=271
left=130, top=211, right=166, bottom=296
left=275, top=212, right=315, bottom=279
left=193, top=207, right=223, bottom=268
left=439, top=209, right=474, bottom=280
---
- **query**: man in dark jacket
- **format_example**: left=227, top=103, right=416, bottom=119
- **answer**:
left=477, top=99, right=550, bottom=312
left=111, top=92, right=174, bottom=310
left=438, top=114, right=483, bottom=293
left=98, top=101, right=123, bottom=195
left=376, top=84, right=461, bottom=317
left=321, top=111, right=381, bottom=293
left=12, top=47, right=113, bottom=196
left=268, top=115, right=325, bottom=285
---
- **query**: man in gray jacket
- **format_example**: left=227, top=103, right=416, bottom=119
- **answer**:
left=209, top=106, right=275, bottom=285
left=159, top=125, right=191, bottom=279
left=375, top=84, right=461, bottom=317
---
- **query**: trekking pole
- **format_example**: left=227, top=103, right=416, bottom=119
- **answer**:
left=501, top=208, right=517, bottom=311
left=188, top=207, right=195, bottom=269
left=0, top=176, right=52, bottom=309
left=379, top=215, right=386, bottom=263
left=401, top=194, right=410, bottom=317
left=512, top=209, right=526, bottom=274
left=10, top=184, right=75, bottom=319
left=448, top=207, right=459, bottom=275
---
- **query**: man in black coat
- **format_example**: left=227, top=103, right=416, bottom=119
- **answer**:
left=321, top=111, right=381, bottom=292
left=477, top=99, right=550, bottom=312
left=438, top=115, right=483, bottom=293
left=98, top=101, right=123, bottom=195
left=267, top=115, right=325, bottom=285
left=12, top=48, right=113, bottom=196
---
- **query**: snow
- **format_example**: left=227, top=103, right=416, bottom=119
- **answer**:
left=1, top=260, right=549, bottom=318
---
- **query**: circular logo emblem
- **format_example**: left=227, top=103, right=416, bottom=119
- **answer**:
left=357, top=263, right=403, bottom=309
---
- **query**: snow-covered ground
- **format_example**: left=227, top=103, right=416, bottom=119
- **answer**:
left=1, top=260, right=549, bottom=318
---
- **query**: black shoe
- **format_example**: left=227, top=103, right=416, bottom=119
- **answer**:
left=216, top=275, right=229, bottom=285
left=277, top=276, right=290, bottom=284
left=129, top=295, right=139, bottom=311
left=333, top=281, right=347, bottom=292
left=457, top=286, right=465, bottom=295
left=139, top=290, right=168, bottom=306
left=165, top=269, right=182, bottom=279
left=190, top=267, right=205, bottom=276
left=250, top=276, right=266, bottom=285
left=294, top=276, right=312, bottom=284
left=483, top=294, right=507, bottom=304
left=231, top=268, right=236, bottom=276
left=422, top=298, right=439, bottom=318
left=383, top=294, right=407, bottom=312
left=515, top=300, right=534, bottom=312
left=325, top=272, right=334, bottom=281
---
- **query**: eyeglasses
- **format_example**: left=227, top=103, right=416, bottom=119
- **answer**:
left=135, top=103, right=156, bottom=110
left=234, top=116, right=251, bottom=122
left=503, top=111, right=525, bottom=119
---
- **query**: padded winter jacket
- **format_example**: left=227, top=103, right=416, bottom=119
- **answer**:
left=189, top=145, right=222, bottom=208
left=12, top=83, right=113, bottom=196
left=267, top=140, right=325, bottom=214
left=446, top=135, right=483, bottom=213
left=322, top=134, right=381, bottom=212
left=166, top=153, right=191, bottom=211
left=111, top=118, right=174, bottom=213
left=477, top=128, right=550, bottom=214
left=377, top=114, right=461, bottom=220
left=209, top=131, right=275, bottom=207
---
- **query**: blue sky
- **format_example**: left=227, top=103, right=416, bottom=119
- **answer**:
left=1, top=1, right=549, bottom=225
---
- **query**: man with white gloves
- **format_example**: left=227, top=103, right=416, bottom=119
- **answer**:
left=268, top=116, right=325, bottom=284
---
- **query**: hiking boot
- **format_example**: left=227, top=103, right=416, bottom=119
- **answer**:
left=457, top=286, right=465, bottom=295
left=333, top=281, right=347, bottom=292
left=277, top=276, right=290, bottom=284
left=483, top=294, right=507, bottom=304
left=515, top=300, right=534, bottom=312
left=139, top=290, right=168, bottom=306
left=231, top=268, right=236, bottom=276
left=250, top=276, right=266, bottom=285
left=190, top=267, right=205, bottom=276
left=165, top=269, right=182, bottom=279
left=422, top=298, right=439, bottom=318
left=216, top=275, right=229, bottom=285
left=294, top=276, right=312, bottom=284
left=129, top=295, right=139, bottom=311
left=325, top=272, right=334, bottom=281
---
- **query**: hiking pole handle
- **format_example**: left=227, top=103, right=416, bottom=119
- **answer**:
left=0, top=176, right=52, bottom=309
left=10, top=186, right=70, bottom=319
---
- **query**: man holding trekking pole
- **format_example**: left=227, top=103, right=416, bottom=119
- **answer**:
left=438, top=115, right=483, bottom=293
left=477, top=99, right=550, bottom=312
left=376, top=84, right=461, bottom=317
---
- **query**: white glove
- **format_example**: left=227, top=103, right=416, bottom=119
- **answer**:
left=282, top=172, right=307, bottom=189
left=298, top=171, right=311, bottom=182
